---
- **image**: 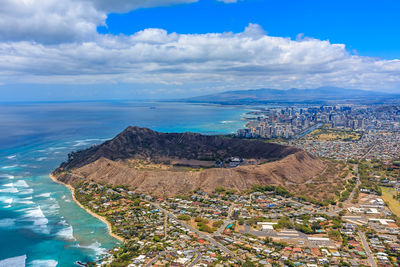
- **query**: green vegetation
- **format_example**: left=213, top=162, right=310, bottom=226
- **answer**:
left=212, top=220, right=224, bottom=228
left=295, top=224, right=314, bottom=234
left=252, top=184, right=292, bottom=197
left=381, top=187, right=400, bottom=217
left=194, top=217, right=215, bottom=233
left=297, top=194, right=335, bottom=207
left=194, top=217, right=209, bottom=224
left=358, top=161, right=384, bottom=195
left=305, top=127, right=362, bottom=141
left=214, top=187, right=226, bottom=193
left=198, top=223, right=214, bottom=233
left=339, top=178, right=357, bottom=202
left=273, top=216, right=293, bottom=230
left=177, top=214, right=190, bottom=221
left=328, top=229, right=342, bottom=241
left=109, top=241, right=140, bottom=267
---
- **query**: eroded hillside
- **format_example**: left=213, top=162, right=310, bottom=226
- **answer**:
left=53, top=127, right=342, bottom=198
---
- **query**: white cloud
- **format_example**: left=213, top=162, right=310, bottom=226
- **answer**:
left=0, top=0, right=103, bottom=43
left=0, top=0, right=399, bottom=92
left=0, top=24, right=400, bottom=91
left=91, top=0, right=199, bottom=13
left=0, top=0, right=197, bottom=43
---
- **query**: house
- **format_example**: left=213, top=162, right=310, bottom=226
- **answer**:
left=370, top=198, right=384, bottom=206
left=257, top=222, right=277, bottom=230
left=292, top=247, right=302, bottom=253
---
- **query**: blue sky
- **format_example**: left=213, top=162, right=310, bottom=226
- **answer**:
left=0, top=0, right=400, bottom=101
left=100, top=0, right=400, bottom=59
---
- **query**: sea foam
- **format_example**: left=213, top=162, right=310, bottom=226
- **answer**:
left=79, top=241, right=108, bottom=257
left=56, top=225, right=75, bottom=240
left=18, top=200, right=34, bottom=205
left=0, top=174, right=14, bottom=179
left=0, top=218, right=16, bottom=227
left=0, top=255, right=26, bottom=266
left=3, top=198, right=13, bottom=204
left=14, top=180, right=29, bottom=187
left=1, top=198, right=13, bottom=208
left=73, top=138, right=107, bottom=147
left=1, top=164, right=18, bottom=169
left=22, top=206, right=49, bottom=227
left=37, top=193, right=51, bottom=198
left=18, top=188, right=34, bottom=195
left=0, top=187, right=19, bottom=193
left=28, top=259, right=58, bottom=267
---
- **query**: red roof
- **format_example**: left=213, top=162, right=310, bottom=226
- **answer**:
left=293, top=248, right=302, bottom=253
left=310, top=248, right=321, bottom=256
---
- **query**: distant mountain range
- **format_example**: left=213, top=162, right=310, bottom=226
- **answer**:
left=182, top=87, right=400, bottom=104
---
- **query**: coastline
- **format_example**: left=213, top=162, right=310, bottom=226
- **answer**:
left=49, top=174, right=124, bottom=242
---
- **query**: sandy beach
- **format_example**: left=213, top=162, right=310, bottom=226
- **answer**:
left=49, top=174, right=124, bottom=242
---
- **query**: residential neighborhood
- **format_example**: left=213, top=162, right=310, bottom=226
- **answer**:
left=74, top=159, right=400, bottom=266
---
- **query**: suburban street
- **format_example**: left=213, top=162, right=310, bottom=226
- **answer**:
left=213, top=204, right=235, bottom=236
left=144, top=252, right=166, bottom=267
left=151, top=202, right=240, bottom=262
left=188, top=249, right=202, bottom=267
left=358, top=231, right=377, bottom=267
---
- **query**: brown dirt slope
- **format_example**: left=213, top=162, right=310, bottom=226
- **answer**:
left=69, top=150, right=326, bottom=197
left=53, top=126, right=339, bottom=198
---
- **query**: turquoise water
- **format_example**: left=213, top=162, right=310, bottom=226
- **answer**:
left=0, top=101, right=248, bottom=266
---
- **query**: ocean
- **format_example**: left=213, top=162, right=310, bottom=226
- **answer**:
left=0, top=101, right=249, bottom=266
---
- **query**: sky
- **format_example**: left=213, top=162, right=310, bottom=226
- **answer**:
left=0, top=0, right=400, bottom=101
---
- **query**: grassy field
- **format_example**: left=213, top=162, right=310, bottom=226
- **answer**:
left=305, top=128, right=361, bottom=141
left=381, top=187, right=400, bottom=217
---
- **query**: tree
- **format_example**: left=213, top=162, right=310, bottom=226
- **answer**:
left=214, top=187, right=226, bottom=193
left=275, top=216, right=293, bottom=230
left=242, top=259, right=256, bottom=267
left=328, top=229, right=341, bottom=242
left=177, top=214, right=190, bottom=221
left=311, top=221, right=321, bottom=232
left=295, top=224, right=313, bottom=234
left=212, top=220, right=224, bottom=228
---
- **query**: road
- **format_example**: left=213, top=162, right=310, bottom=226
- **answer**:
left=63, top=171, right=237, bottom=264
left=151, top=202, right=239, bottom=261
left=344, top=164, right=361, bottom=205
left=213, top=204, right=235, bottom=236
left=361, top=144, right=376, bottom=160
left=164, top=215, right=167, bottom=237
left=145, top=252, right=165, bottom=267
left=358, top=231, right=377, bottom=267
left=293, top=123, right=323, bottom=139
left=188, top=249, right=202, bottom=267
